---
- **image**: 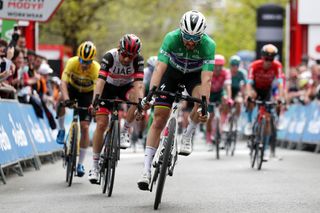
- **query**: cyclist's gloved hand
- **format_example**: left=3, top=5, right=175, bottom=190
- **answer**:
left=140, top=96, right=155, bottom=110
left=88, top=104, right=96, bottom=116
left=197, top=107, right=209, bottom=123
left=226, top=98, right=234, bottom=107
left=134, top=109, right=145, bottom=121
left=64, top=99, right=74, bottom=107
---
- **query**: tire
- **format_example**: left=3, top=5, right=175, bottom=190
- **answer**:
left=257, top=119, right=266, bottom=170
left=106, top=122, right=119, bottom=197
left=154, top=118, right=176, bottom=210
left=215, top=119, right=220, bottom=160
left=64, top=143, right=68, bottom=183
left=67, top=124, right=78, bottom=187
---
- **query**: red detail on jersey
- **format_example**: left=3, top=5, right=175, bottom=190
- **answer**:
left=134, top=72, right=144, bottom=79
left=99, top=70, right=109, bottom=77
left=248, top=59, right=283, bottom=89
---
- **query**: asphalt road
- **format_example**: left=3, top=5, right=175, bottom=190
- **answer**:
left=1, top=141, right=320, bottom=213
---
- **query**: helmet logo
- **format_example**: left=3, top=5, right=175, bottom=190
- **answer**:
left=191, top=15, right=197, bottom=22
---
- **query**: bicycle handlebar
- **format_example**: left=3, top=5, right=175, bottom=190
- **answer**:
left=145, top=86, right=207, bottom=116
left=98, top=99, right=139, bottom=107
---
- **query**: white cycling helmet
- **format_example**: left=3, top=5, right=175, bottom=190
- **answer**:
left=180, top=10, right=206, bottom=36
left=147, top=56, right=157, bottom=68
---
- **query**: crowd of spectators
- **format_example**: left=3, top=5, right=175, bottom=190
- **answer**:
left=0, top=28, right=60, bottom=129
left=286, top=55, right=320, bottom=105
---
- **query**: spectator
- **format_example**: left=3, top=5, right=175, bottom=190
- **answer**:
left=0, top=39, right=16, bottom=99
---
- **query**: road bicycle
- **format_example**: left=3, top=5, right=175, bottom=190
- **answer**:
left=147, top=85, right=207, bottom=210
left=249, top=99, right=277, bottom=170
left=95, top=98, right=140, bottom=196
left=59, top=100, right=87, bottom=187
left=224, top=105, right=238, bottom=156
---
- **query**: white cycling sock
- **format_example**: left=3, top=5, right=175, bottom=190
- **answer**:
left=184, top=118, right=197, bottom=137
left=58, top=115, right=65, bottom=130
left=78, top=148, right=87, bottom=165
left=92, top=152, right=100, bottom=170
left=144, top=146, right=157, bottom=174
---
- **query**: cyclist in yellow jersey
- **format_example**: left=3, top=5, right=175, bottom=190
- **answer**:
left=56, top=41, right=100, bottom=177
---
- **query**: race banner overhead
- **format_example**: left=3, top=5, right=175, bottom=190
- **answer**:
left=0, top=0, right=64, bottom=22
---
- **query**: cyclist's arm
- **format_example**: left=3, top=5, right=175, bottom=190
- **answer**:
left=275, top=63, right=284, bottom=99
left=133, top=55, right=145, bottom=99
left=246, top=66, right=254, bottom=98
left=224, top=70, right=232, bottom=100
left=151, top=33, right=171, bottom=89
left=149, top=61, right=167, bottom=89
left=93, top=52, right=114, bottom=101
left=61, top=61, right=73, bottom=101
left=200, top=71, right=213, bottom=101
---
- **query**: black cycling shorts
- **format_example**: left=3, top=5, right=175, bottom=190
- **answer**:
left=253, top=86, right=272, bottom=101
left=68, top=85, right=92, bottom=122
left=97, top=82, right=134, bottom=114
left=155, top=64, right=201, bottom=107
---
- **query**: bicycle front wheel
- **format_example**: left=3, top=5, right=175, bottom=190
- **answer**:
left=256, top=119, right=266, bottom=170
left=215, top=120, right=220, bottom=160
left=104, top=121, right=119, bottom=197
left=67, top=123, right=78, bottom=187
left=154, top=118, right=176, bottom=210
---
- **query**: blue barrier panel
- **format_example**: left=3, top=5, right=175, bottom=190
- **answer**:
left=23, top=105, right=58, bottom=154
left=286, top=104, right=307, bottom=143
left=277, top=107, right=292, bottom=141
left=1, top=101, right=36, bottom=161
left=301, top=101, right=320, bottom=144
left=0, top=101, right=20, bottom=165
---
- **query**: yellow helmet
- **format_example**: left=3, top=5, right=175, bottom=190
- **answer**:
left=77, top=41, right=96, bottom=61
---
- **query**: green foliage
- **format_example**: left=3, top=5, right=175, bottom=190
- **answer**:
left=39, top=0, right=289, bottom=62
left=40, top=0, right=190, bottom=58
left=205, top=0, right=288, bottom=62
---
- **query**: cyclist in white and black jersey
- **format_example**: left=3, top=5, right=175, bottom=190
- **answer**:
left=88, top=34, right=144, bottom=183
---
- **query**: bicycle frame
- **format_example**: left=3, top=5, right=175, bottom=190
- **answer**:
left=151, top=100, right=181, bottom=182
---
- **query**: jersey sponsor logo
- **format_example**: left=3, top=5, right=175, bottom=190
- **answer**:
left=111, top=66, right=134, bottom=75
left=70, top=74, right=94, bottom=87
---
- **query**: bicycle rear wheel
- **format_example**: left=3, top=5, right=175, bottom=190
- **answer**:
left=67, top=124, right=78, bottom=187
left=154, top=118, right=176, bottom=210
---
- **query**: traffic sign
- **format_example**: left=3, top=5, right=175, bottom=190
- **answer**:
left=0, top=0, right=64, bottom=22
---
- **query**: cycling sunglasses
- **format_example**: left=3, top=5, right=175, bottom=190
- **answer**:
left=264, top=56, right=274, bottom=62
left=120, top=49, right=136, bottom=59
left=181, top=33, right=202, bottom=42
left=79, top=58, right=93, bottom=65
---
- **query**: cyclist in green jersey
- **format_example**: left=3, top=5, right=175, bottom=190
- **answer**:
left=230, top=55, right=247, bottom=118
left=137, top=10, right=216, bottom=190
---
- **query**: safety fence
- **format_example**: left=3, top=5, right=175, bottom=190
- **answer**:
left=238, top=100, right=320, bottom=152
left=0, top=99, right=62, bottom=184
left=277, top=101, right=320, bottom=152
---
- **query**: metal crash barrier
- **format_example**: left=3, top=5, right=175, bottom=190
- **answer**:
left=0, top=100, right=62, bottom=184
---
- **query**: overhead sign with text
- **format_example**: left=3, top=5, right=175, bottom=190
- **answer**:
left=0, top=0, right=64, bottom=22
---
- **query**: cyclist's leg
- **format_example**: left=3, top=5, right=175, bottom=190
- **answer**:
left=75, top=90, right=93, bottom=176
left=259, top=89, right=273, bottom=160
left=120, top=82, right=144, bottom=148
left=244, top=89, right=257, bottom=135
left=138, top=65, right=179, bottom=190
left=56, top=86, right=77, bottom=144
left=179, top=72, right=204, bottom=154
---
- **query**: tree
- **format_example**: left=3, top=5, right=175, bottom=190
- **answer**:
left=40, top=0, right=190, bottom=58
left=199, top=0, right=288, bottom=62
